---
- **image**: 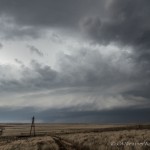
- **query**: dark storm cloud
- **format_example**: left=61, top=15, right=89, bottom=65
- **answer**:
left=82, top=0, right=150, bottom=49
left=0, top=0, right=104, bottom=28
left=0, top=0, right=107, bottom=39
left=27, top=45, right=43, bottom=57
left=80, top=0, right=150, bottom=69
left=1, top=0, right=149, bottom=52
left=79, top=0, right=150, bottom=102
left=0, top=106, right=150, bottom=123
left=0, top=0, right=150, bottom=50
left=0, top=0, right=150, bottom=123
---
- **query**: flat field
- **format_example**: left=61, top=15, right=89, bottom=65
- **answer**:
left=0, top=123, right=150, bottom=150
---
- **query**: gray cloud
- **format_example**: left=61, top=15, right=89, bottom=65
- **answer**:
left=14, top=58, right=24, bottom=66
left=0, top=48, right=149, bottom=108
left=0, top=47, right=149, bottom=122
left=0, top=0, right=150, bottom=52
left=0, top=42, right=3, bottom=49
left=81, top=0, right=150, bottom=60
left=82, top=0, right=150, bottom=46
left=1, top=0, right=149, bottom=55
left=79, top=0, right=150, bottom=104
left=0, top=0, right=150, bottom=122
left=0, top=0, right=105, bottom=39
left=0, top=16, right=42, bottom=39
left=0, top=0, right=104, bottom=27
left=27, top=45, right=43, bottom=56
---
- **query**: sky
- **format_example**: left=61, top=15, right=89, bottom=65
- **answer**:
left=0, top=0, right=150, bottom=123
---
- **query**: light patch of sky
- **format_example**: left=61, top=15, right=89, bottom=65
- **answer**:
left=1, top=87, right=145, bottom=111
left=0, top=29, right=84, bottom=69
left=0, top=41, right=29, bottom=65
left=0, top=27, right=133, bottom=71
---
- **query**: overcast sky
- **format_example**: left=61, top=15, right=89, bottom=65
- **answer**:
left=0, top=0, right=150, bottom=123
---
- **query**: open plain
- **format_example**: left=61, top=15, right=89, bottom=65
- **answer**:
left=0, top=124, right=150, bottom=150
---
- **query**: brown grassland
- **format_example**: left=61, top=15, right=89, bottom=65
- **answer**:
left=0, top=123, right=150, bottom=150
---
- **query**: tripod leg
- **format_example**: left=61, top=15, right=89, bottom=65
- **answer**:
left=30, top=125, right=33, bottom=136
left=34, top=125, right=35, bottom=136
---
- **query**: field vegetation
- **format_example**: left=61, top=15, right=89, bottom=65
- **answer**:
left=0, top=124, right=150, bottom=150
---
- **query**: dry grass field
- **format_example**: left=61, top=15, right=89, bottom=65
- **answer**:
left=0, top=123, right=150, bottom=150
